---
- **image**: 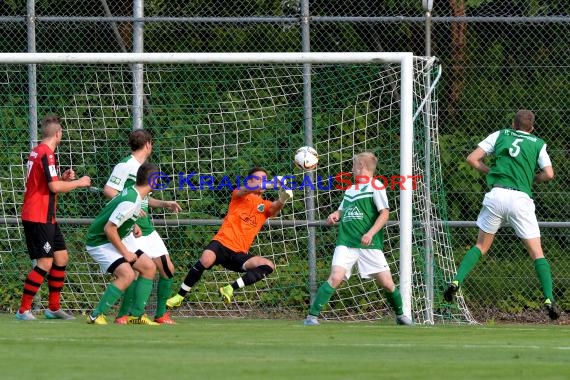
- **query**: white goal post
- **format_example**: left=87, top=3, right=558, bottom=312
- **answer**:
left=0, top=52, right=473, bottom=324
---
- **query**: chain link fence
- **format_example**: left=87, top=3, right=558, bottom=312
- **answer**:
left=0, top=0, right=569, bottom=322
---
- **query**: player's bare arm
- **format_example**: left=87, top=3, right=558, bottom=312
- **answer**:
left=327, top=210, right=342, bottom=225
left=361, top=208, right=389, bottom=246
left=534, top=166, right=554, bottom=183
left=148, top=197, right=182, bottom=213
left=466, top=147, right=490, bottom=174
left=48, top=175, right=91, bottom=193
left=103, top=221, right=137, bottom=263
left=103, top=185, right=119, bottom=199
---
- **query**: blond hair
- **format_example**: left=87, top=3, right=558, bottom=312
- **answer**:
left=354, top=152, right=378, bottom=172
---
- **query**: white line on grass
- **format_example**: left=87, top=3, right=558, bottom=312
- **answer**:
left=239, top=341, right=570, bottom=351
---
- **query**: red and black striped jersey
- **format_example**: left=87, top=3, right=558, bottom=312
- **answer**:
left=21, top=143, right=59, bottom=223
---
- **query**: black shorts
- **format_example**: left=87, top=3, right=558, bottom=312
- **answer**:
left=22, top=221, right=67, bottom=260
left=205, top=240, right=253, bottom=273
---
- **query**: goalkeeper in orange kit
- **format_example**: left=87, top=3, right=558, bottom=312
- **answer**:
left=167, top=167, right=292, bottom=307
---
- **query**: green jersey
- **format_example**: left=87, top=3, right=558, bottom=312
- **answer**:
left=479, top=129, right=549, bottom=197
left=336, top=178, right=390, bottom=249
left=105, top=155, right=154, bottom=235
left=86, top=187, right=143, bottom=247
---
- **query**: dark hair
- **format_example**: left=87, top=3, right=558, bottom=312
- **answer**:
left=513, top=109, right=535, bottom=132
left=41, top=114, right=61, bottom=138
left=128, top=129, right=153, bottom=151
left=247, top=166, right=268, bottom=177
left=136, top=162, right=159, bottom=186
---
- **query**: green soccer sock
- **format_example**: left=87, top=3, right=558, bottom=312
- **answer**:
left=309, top=282, right=335, bottom=316
left=130, top=277, right=154, bottom=318
left=534, top=257, right=554, bottom=301
left=93, top=283, right=123, bottom=317
left=385, top=287, right=404, bottom=316
left=116, top=278, right=137, bottom=317
left=155, top=277, right=173, bottom=318
left=454, top=246, right=483, bottom=285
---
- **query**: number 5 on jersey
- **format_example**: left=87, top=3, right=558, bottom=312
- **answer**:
left=509, top=138, right=524, bottom=157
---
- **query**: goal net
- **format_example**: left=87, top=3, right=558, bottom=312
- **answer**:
left=0, top=53, right=475, bottom=324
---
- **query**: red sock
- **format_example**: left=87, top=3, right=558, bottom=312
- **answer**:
left=48, top=264, right=66, bottom=311
left=19, top=266, right=47, bottom=313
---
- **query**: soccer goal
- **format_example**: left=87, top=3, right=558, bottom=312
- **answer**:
left=0, top=52, right=475, bottom=324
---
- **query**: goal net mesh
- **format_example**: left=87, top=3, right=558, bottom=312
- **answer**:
left=0, top=58, right=474, bottom=324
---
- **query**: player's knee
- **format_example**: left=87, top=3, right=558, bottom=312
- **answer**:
left=381, top=282, right=396, bottom=293
left=53, top=250, right=69, bottom=266
left=116, top=266, right=136, bottom=286
left=200, top=250, right=217, bottom=268
left=327, top=276, right=343, bottom=288
left=136, top=256, right=156, bottom=278
left=126, top=271, right=136, bottom=284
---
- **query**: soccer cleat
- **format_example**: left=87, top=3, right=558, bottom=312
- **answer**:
left=166, top=294, right=184, bottom=309
left=544, top=299, right=561, bottom=321
left=15, top=310, right=36, bottom=321
left=396, top=314, right=413, bottom=326
left=87, top=314, right=108, bottom=325
left=127, top=314, right=159, bottom=326
left=114, top=315, right=129, bottom=325
left=44, top=308, right=75, bottom=320
left=443, top=281, right=459, bottom=302
left=303, top=315, right=320, bottom=326
left=219, top=285, right=234, bottom=304
left=154, top=312, right=176, bottom=325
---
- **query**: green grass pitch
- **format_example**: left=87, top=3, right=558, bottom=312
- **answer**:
left=0, top=314, right=568, bottom=380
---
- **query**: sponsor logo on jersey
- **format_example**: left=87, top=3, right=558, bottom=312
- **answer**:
left=48, top=165, right=57, bottom=177
left=343, top=206, right=364, bottom=221
left=109, top=175, right=121, bottom=185
left=240, top=213, right=257, bottom=227
left=257, top=204, right=265, bottom=212
left=115, top=212, right=125, bottom=222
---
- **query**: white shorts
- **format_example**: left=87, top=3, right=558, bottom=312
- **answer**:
left=476, top=187, right=540, bottom=239
left=331, top=245, right=390, bottom=280
left=87, top=233, right=139, bottom=274
left=135, top=230, right=169, bottom=258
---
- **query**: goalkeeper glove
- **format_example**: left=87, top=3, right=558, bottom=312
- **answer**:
left=278, top=188, right=293, bottom=203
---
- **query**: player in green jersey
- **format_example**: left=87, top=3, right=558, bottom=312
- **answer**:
left=86, top=162, right=160, bottom=325
left=304, top=152, right=412, bottom=326
left=104, top=129, right=181, bottom=324
left=444, top=109, right=560, bottom=320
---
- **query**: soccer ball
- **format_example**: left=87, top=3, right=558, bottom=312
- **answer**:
left=294, top=146, right=319, bottom=170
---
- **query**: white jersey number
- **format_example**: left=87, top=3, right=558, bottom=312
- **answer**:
left=509, top=138, right=524, bottom=157
left=26, top=161, right=33, bottom=180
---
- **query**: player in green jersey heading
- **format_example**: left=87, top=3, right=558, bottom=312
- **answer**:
left=86, top=163, right=160, bottom=325
left=304, top=152, right=413, bottom=326
left=104, top=129, right=181, bottom=324
left=444, top=109, right=560, bottom=320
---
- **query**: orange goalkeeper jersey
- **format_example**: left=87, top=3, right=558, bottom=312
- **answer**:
left=212, top=190, right=273, bottom=253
